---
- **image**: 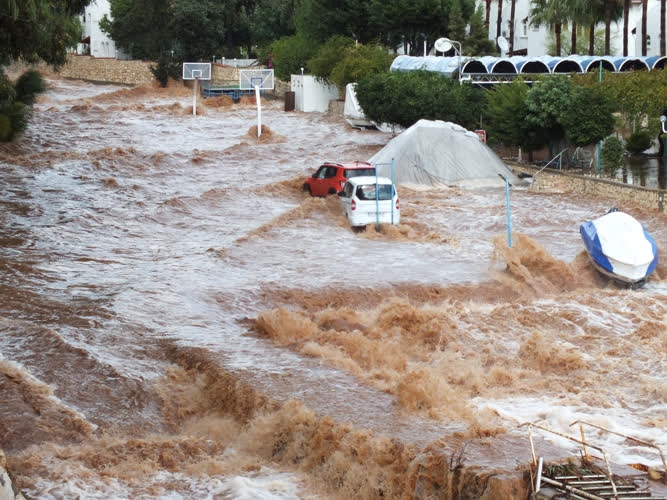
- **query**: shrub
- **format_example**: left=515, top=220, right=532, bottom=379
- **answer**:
left=625, top=129, right=653, bottom=154
left=600, top=135, right=625, bottom=176
left=149, top=57, right=181, bottom=88
left=14, top=70, right=46, bottom=106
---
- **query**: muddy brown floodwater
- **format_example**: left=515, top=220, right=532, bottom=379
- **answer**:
left=0, top=75, right=665, bottom=499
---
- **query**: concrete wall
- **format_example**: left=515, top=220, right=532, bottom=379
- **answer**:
left=290, top=75, right=340, bottom=113
left=512, top=164, right=666, bottom=212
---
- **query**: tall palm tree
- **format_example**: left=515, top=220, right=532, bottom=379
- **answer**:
left=641, top=0, right=647, bottom=55
left=568, top=0, right=591, bottom=55
left=603, top=0, right=623, bottom=54
left=485, top=0, right=492, bottom=29
left=509, top=0, right=516, bottom=53
left=496, top=0, right=504, bottom=49
left=585, top=0, right=607, bottom=55
left=623, top=0, right=630, bottom=55
left=661, top=0, right=666, bottom=55
left=530, top=0, right=570, bottom=55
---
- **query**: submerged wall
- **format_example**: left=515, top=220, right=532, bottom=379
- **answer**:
left=511, top=164, right=666, bottom=212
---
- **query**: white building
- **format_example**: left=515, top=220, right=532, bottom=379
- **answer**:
left=483, top=0, right=665, bottom=56
left=78, top=0, right=124, bottom=58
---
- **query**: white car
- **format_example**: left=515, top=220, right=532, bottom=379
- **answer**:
left=338, top=176, right=400, bottom=230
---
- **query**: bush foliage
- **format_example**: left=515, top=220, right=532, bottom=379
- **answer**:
left=354, top=70, right=486, bottom=130
left=600, top=135, right=625, bottom=176
left=624, top=129, right=653, bottom=154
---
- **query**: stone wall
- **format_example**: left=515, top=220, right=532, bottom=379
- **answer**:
left=57, top=55, right=154, bottom=85
left=511, top=163, right=666, bottom=212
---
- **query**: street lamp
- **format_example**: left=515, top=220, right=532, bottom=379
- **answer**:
left=434, top=37, right=462, bottom=85
left=660, top=110, right=667, bottom=158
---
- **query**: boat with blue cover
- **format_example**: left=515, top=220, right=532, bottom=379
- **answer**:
left=579, top=209, right=659, bottom=287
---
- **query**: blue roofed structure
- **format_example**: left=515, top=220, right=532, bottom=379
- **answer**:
left=390, top=54, right=667, bottom=82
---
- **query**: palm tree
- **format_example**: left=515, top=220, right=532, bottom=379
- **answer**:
left=641, top=0, right=647, bottom=55
left=568, top=0, right=592, bottom=55
left=661, top=0, right=666, bottom=55
left=485, top=0, right=492, bottom=29
left=603, top=0, right=623, bottom=54
left=530, top=0, right=570, bottom=55
left=585, top=0, right=607, bottom=55
left=496, top=0, right=504, bottom=49
left=623, top=0, right=630, bottom=55
left=509, top=0, right=516, bottom=53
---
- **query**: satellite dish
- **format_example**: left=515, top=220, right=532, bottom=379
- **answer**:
left=497, top=36, right=509, bottom=53
left=434, top=37, right=453, bottom=53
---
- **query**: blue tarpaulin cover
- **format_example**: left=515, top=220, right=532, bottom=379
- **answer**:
left=579, top=211, right=658, bottom=283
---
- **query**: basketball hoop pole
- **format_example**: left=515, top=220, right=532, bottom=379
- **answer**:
left=255, top=84, right=261, bottom=138
left=193, top=77, right=198, bottom=116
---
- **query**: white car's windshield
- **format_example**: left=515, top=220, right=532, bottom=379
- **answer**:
left=356, top=184, right=394, bottom=201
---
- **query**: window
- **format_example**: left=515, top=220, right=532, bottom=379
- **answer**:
left=356, top=184, right=394, bottom=201
left=521, top=19, right=528, bottom=37
left=344, top=168, right=375, bottom=178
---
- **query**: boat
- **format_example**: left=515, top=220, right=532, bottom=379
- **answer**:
left=579, top=209, right=659, bottom=287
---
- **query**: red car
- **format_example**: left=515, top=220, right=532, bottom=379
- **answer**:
left=303, top=161, right=376, bottom=197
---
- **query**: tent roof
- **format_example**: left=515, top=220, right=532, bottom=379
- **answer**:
left=368, top=120, right=519, bottom=188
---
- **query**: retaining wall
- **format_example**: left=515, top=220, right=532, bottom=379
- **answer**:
left=57, top=55, right=153, bottom=85
left=511, top=163, right=666, bottom=212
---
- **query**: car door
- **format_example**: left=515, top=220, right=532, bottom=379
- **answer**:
left=311, top=166, right=328, bottom=196
left=338, top=181, right=354, bottom=219
left=322, top=166, right=340, bottom=195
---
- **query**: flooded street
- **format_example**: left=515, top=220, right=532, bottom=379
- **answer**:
left=0, top=76, right=665, bottom=499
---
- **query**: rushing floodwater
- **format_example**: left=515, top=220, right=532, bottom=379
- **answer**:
left=0, top=76, right=665, bottom=499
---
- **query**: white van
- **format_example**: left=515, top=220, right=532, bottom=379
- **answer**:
left=338, top=176, right=400, bottom=229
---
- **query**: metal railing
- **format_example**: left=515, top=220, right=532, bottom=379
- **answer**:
left=571, top=420, right=667, bottom=484
left=534, top=148, right=568, bottom=176
left=519, top=421, right=620, bottom=499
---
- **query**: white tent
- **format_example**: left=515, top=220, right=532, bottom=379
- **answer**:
left=343, top=83, right=375, bottom=129
left=369, top=119, right=519, bottom=188
left=343, top=83, right=402, bottom=133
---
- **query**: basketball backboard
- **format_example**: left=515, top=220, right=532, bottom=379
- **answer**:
left=183, top=62, right=211, bottom=80
left=240, top=69, right=274, bottom=90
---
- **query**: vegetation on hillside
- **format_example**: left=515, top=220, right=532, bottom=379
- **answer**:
left=0, top=0, right=85, bottom=141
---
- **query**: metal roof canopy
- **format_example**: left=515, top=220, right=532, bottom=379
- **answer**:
left=391, top=54, right=666, bottom=79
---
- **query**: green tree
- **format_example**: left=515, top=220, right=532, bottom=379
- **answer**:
left=102, top=0, right=247, bottom=61
left=465, top=6, right=497, bottom=56
left=547, top=26, right=609, bottom=55
left=101, top=0, right=173, bottom=60
left=249, top=0, right=298, bottom=45
left=270, top=34, right=319, bottom=81
left=308, top=36, right=356, bottom=82
left=524, top=76, right=571, bottom=156
left=0, top=0, right=88, bottom=68
left=484, top=79, right=548, bottom=159
left=369, top=0, right=474, bottom=56
left=529, top=0, right=571, bottom=55
left=560, top=84, right=615, bottom=146
left=328, top=43, right=395, bottom=91
left=295, top=0, right=372, bottom=45
left=307, top=37, right=394, bottom=91
left=355, top=70, right=485, bottom=130
left=168, top=0, right=227, bottom=61
left=0, top=70, right=46, bottom=142
left=604, top=0, right=624, bottom=54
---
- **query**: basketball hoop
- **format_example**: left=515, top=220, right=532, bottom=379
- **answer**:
left=182, top=63, right=212, bottom=116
